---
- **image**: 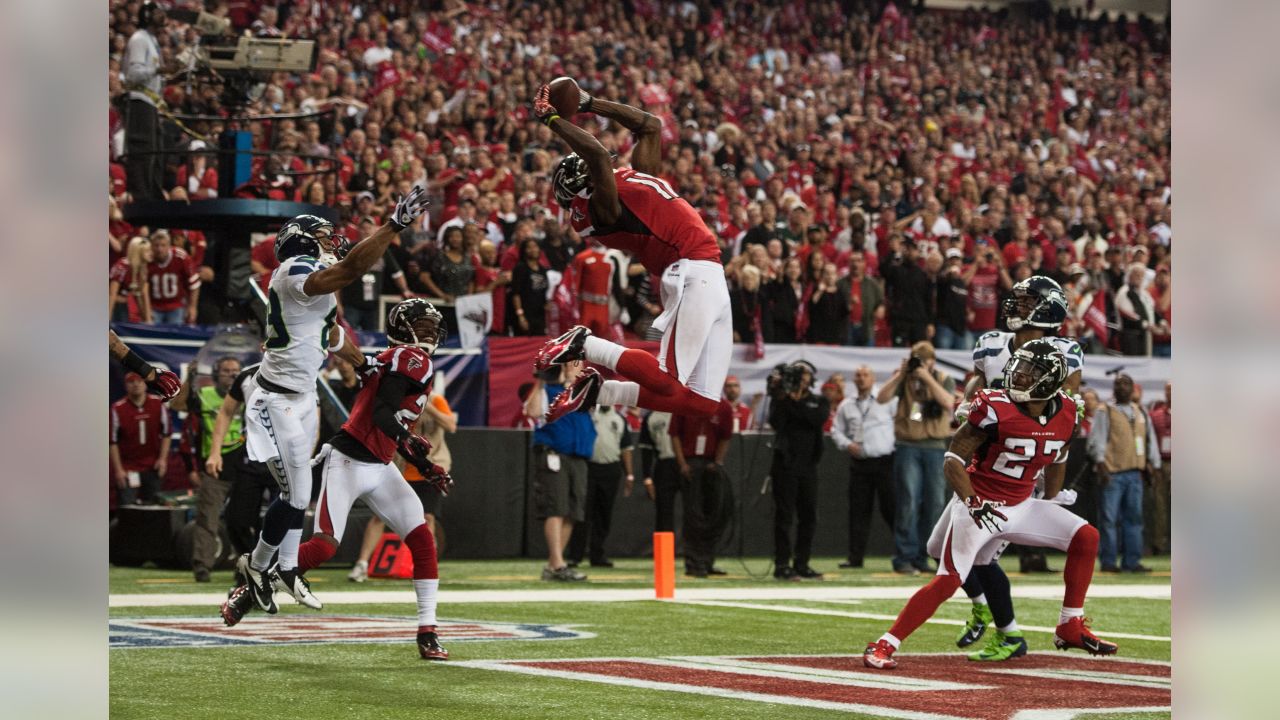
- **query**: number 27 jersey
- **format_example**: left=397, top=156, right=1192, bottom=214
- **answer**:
left=966, top=389, right=1078, bottom=505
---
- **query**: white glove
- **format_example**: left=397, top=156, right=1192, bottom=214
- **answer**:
left=1049, top=488, right=1078, bottom=506
left=390, top=185, right=429, bottom=229
left=954, top=400, right=972, bottom=423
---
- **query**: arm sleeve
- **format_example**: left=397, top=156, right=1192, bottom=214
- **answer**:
left=373, top=373, right=418, bottom=443
left=829, top=400, right=853, bottom=451
left=1086, top=409, right=1109, bottom=463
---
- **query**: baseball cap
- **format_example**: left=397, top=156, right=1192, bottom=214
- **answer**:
left=124, top=372, right=144, bottom=383
left=945, top=247, right=963, bottom=260
left=356, top=191, right=375, bottom=202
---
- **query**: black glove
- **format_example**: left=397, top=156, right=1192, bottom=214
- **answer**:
left=966, top=495, right=1008, bottom=534
left=397, top=433, right=433, bottom=473
left=148, top=370, right=182, bottom=401
left=424, top=464, right=455, bottom=497
left=355, top=354, right=381, bottom=386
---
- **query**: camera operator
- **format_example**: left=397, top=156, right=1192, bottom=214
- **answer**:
left=876, top=342, right=956, bottom=574
left=122, top=2, right=171, bottom=201
left=767, top=361, right=830, bottom=580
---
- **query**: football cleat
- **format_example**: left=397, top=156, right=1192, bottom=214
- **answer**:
left=957, top=603, right=994, bottom=648
left=968, top=630, right=1028, bottom=662
left=1054, top=616, right=1118, bottom=655
left=220, top=584, right=255, bottom=627
left=417, top=631, right=449, bottom=660
left=240, top=554, right=278, bottom=615
left=348, top=559, right=368, bottom=583
left=534, top=325, right=591, bottom=372
left=273, top=567, right=322, bottom=610
left=863, top=640, right=898, bottom=670
left=545, top=367, right=601, bottom=423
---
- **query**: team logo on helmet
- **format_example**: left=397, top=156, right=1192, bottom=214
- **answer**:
left=552, top=154, right=591, bottom=208
left=275, top=214, right=339, bottom=264
left=1002, top=338, right=1068, bottom=403
left=1003, top=276, right=1069, bottom=331
left=387, top=299, right=447, bottom=354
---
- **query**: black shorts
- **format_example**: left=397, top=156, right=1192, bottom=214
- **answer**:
left=409, top=479, right=443, bottom=516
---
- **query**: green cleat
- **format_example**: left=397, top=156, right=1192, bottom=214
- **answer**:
left=956, top=603, right=994, bottom=648
left=968, top=630, right=1028, bottom=661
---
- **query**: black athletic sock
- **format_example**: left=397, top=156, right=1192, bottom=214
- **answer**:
left=973, top=561, right=1015, bottom=628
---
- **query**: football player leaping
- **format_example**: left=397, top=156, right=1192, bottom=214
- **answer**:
left=946, top=276, right=1085, bottom=662
left=863, top=341, right=1117, bottom=670
left=237, top=188, right=429, bottom=615
left=223, top=299, right=452, bottom=661
left=530, top=84, right=733, bottom=421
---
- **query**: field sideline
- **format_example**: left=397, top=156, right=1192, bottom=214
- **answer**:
left=110, top=556, right=1171, bottom=720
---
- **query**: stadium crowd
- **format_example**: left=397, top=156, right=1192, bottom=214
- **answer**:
left=108, top=0, right=1170, bottom=357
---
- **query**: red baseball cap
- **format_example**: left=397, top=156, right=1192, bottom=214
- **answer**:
left=724, top=375, right=740, bottom=384
left=124, top=372, right=144, bottom=382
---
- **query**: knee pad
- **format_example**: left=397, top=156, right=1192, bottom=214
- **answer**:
left=1070, top=524, right=1100, bottom=555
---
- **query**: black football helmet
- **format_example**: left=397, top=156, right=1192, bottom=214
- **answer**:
left=552, top=153, right=591, bottom=208
left=1002, top=275, right=1069, bottom=331
left=1002, top=339, right=1068, bottom=403
left=387, top=299, right=447, bottom=354
left=275, top=214, right=341, bottom=264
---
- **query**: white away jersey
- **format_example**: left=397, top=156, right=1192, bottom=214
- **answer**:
left=257, top=256, right=337, bottom=392
left=972, top=331, right=1083, bottom=388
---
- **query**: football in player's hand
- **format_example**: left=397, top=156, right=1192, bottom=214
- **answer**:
left=547, top=76, right=582, bottom=116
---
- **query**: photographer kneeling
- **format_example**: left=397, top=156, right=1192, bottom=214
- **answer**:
left=768, top=361, right=830, bottom=580
left=876, top=342, right=956, bottom=575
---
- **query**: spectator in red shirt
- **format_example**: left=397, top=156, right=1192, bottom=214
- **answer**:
left=110, top=236, right=152, bottom=323
left=963, top=244, right=1012, bottom=339
left=722, top=376, right=754, bottom=433
left=146, top=230, right=201, bottom=325
left=110, top=372, right=172, bottom=506
left=174, top=140, right=218, bottom=199
left=669, top=399, right=736, bottom=577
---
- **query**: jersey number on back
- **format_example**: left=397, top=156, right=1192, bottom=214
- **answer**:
left=624, top=172, right=679, bottom=200
left=991, top=438, right=1066, bottom=479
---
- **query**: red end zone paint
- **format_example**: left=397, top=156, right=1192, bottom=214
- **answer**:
left=493, top=654, right=1169, bottom=720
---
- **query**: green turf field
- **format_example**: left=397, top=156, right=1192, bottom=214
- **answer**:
left=109, top=556, right=1171, bottom=720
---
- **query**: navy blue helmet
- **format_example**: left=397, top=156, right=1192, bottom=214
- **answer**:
left=1003, top=276, right=1068, bottom=331
left=274, top=214, right=340, bottom=264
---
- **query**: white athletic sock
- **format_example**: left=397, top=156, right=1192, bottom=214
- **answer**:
left=276, top=528, right=303, bottom=571
left=250, top=540, right=279, bottom=571
left=971, top=594, right=988, bottom=606
left=414, top=579, right=440, bottom=627
left=597, top=380, right=640, bottom=407
left=998, top=621, right=1020, bottom=633
left=879, top=633, right=901, bottom=650
left=583, top=336, right=625, bottom=370
left=1059, top=606, right=1084, bottom=626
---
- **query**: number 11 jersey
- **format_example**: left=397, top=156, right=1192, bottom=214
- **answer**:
left=258, top=255, right=337, bottom=392
left=966, top=388, right=1078, bottom=505
left=568, top=167, right=721, bottom=275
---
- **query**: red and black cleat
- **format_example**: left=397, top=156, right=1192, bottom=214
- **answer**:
left=220, top=584, right=255, bottom=627
left=534, top=325, right=591, bottom=373
left=862, top=639, right=898, bottom=669
left=417, top=631, right=449, bottom=661
left=1054, top=616, right=1119, bottom=656
left=545, top=367, right=601, bottom=423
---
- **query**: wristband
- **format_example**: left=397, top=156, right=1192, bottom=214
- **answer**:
left=542, top=113, right=561, bottom=127
left=121, top=349, right=155, bottom=378
left=326, top=324, right=347, bottom=353
left=944, top=451, right=967, bottom=466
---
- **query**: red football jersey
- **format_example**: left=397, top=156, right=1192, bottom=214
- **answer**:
left=573, top=247, right=613, bottom=303
left=568, top=167, right=721, bottom=275
left=110, top=258, right=137, bottom=300
left=111, top=396, right=171, bottom=470
left=965, top=389, right=1078, bottom=505
left=668, top=399, right=735, bottom=459
left=148, top=249, right=200, bottom=312
left=341, top=346, right=435, bottom=464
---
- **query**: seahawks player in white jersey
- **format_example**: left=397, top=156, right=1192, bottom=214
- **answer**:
left=949, top=276, right=1084, bottom=662
left=239, top=187, right=429, bottom=615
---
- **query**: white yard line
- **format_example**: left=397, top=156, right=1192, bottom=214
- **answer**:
left=676, top=600, right=1172, bottom=643
left=108, top=583, right=1169, bottom=608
